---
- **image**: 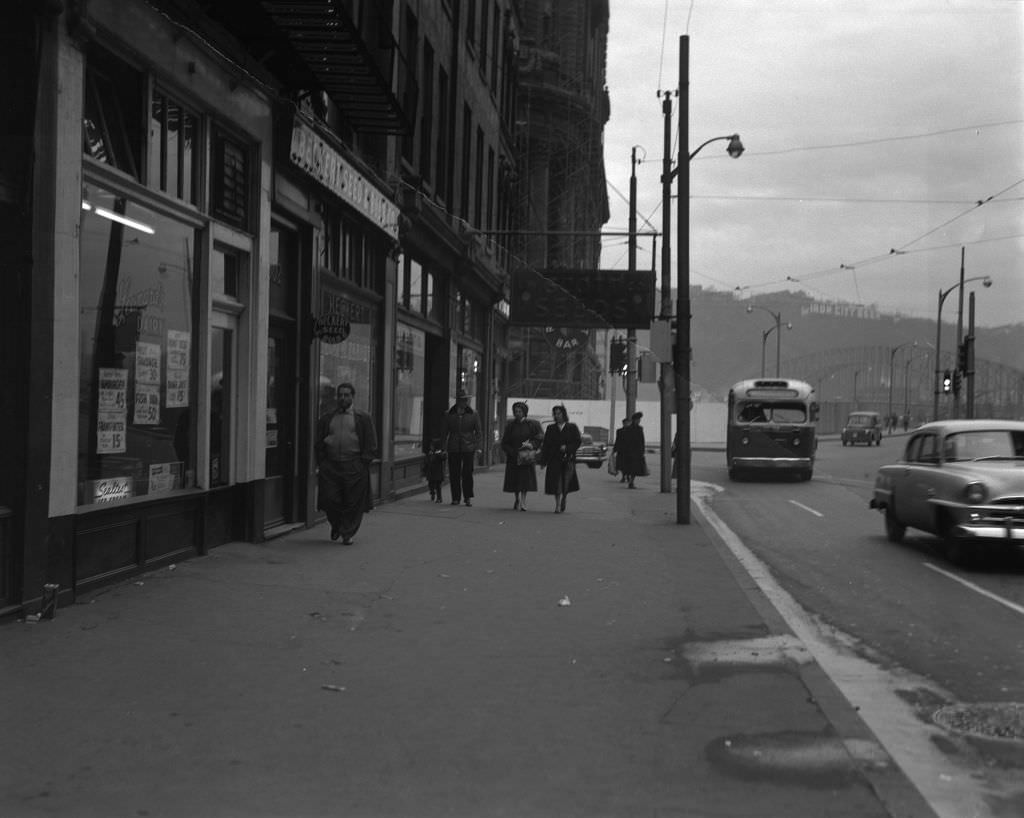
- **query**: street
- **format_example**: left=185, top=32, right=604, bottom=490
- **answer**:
left=692, top=437, right=1024, bottom=818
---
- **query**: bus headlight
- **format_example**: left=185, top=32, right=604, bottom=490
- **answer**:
left=792, top=436, right=801, bottom=447
left=964, top=482, right=987, bottom=504
left=741, top=436, right=750, bottom=446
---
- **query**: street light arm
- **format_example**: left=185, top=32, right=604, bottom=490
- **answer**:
left=668, top=134, right=744, bottom=181
left=939, top=275, right=992, bottom=308
left=689, top=134, right=744, bottom=161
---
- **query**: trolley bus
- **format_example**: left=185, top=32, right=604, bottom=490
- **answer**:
left=726, top=378, right=819, bottom=481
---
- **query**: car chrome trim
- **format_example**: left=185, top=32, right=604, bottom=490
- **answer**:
left=732, top=457, right=812, bottom=469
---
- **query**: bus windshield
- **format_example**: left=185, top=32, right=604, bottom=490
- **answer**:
left=736, top=401, right=807, bottom=424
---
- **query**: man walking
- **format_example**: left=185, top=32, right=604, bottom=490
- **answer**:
left=443, top=388, right=481, bottom=506
left=315, top=382, right=378, bottom=544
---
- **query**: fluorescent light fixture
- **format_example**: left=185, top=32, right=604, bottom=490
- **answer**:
left=81, top=200, right=93, bottom=211
left=91, top=206, right=155, bottom=235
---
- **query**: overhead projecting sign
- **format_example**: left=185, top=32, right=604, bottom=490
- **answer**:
left=510, top=269, right=654, bottom=329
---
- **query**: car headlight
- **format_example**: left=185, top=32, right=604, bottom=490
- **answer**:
left=792, top=436, right=801, bottom=447
left=964, top=482, right=987, bottom=504
left=741, top=436, right=749, bottom=446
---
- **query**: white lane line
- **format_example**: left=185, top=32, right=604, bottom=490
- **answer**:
left=789, top=499, right=824, bottom=517
left=924, top=562, right=1024, bottom=617
left=692, top=481, right=987, bottom=818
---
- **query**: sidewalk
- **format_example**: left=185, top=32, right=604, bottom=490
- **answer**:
left=0, top=466, right=936, bottom=818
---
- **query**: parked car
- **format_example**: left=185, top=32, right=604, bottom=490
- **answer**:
left=842, top=411, right=883, bottom=446
left=575, top=433, right=607, bottom=468
left=869, top=420, right=1024, bottom=564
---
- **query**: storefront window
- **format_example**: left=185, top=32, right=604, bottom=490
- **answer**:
left=458, top=347, right=483, bottom=404
left=393, top=324, right=426, bottom=460
left=78, top=186, right=196, bottom=505
left=317, top=308, right=375, bottom=418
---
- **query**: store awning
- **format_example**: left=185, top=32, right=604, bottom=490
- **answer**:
left=259, top=1, right=413, bottom=134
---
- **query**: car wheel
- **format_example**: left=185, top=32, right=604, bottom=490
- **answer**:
left=884, top=506, right=905, bottom=544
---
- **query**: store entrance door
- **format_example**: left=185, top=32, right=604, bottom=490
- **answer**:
left=264, top=326, right=297, bottom=529
left=264, top=222, right=301, bottom=532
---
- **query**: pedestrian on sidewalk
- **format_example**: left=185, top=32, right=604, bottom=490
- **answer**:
left=422, top=437, right=447, bottom=503
left=539, top=404, right=581, bottom=513
left=614, top=411, right=648, bottom=489
left=501, top=401, right=543, bottom=511
left=443, top=387, right=481, bottom=507
left=315, top=382, right=378, bottom=544
left=609, top=416, right=630, bottom=481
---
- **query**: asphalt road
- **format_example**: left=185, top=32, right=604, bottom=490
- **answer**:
left=691, top=437, right=1024, bottom=818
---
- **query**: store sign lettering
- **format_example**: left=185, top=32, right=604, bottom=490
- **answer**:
left=290, top=121, right=399, bottom=239
left=314, top=293, right=369, bottom=344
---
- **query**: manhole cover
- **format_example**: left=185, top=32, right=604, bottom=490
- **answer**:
left=933, top=702, right=1024, bottom=742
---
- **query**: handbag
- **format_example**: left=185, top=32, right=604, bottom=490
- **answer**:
left=517, top=447, right=539, bottom=466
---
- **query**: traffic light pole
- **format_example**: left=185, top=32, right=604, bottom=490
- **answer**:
left=625, top=147, right=638, bottom=421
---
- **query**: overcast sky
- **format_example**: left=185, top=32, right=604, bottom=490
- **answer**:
left=600, top=0, right=1024, bottom=328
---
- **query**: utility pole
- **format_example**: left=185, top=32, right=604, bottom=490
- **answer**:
left=658, top=90, right=674, bottom=493
left=625, top=147, right=638, bottom=421
left=675, top=35, right=691, bottom=524
left=953, top=246, right=965, bottom=419
left=966, top=292, right=976, bottom=418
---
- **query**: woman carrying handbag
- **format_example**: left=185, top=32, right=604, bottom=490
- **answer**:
left=501, top=401, right=543, bottom=510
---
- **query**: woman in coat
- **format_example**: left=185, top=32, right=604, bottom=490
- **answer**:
left=500, top=401, right=543, bottom=510
left=539, top=404, right=582, bottom=513
left=613, top=411, right=647, bottom=489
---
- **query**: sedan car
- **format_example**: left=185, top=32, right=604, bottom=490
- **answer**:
left=841, top=411, right=882, bottom=446
left=869, top=419, right=1024, bottom=564
left=575, top=433, right=607, bottom=468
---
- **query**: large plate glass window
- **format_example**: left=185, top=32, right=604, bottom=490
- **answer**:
left=77, top=187, right=196, bottom=505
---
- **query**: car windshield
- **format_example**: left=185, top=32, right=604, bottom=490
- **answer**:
left=943, top=430, right=1024, bottom=461
left=847, top=415, right=875, bottom=427
left=736, top=401, right=807, bottom=423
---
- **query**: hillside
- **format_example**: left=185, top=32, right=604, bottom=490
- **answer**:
left=677, top=287, right=1022, bottom=401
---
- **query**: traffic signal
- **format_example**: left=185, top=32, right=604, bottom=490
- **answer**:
left=957, top=342, right=968, bottom=374
left=609, top=338, right=626, bottom=372
left=942, top=369, right=952, bottom=393
left=952, top=369, right=963, bottom=396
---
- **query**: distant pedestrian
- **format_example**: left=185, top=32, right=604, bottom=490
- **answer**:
left=443, top=388, right=482, bottom=507
left=539, top=404, right=581, bottom=513
left=614, top=411, right=648, bottom=489
left=422, top=437, right=447, bottom=503
left=501, top=401, right=543, bottom=511
left=902, top=414, right=909, bottom=432
left=315, top=382, right=378, bottom=544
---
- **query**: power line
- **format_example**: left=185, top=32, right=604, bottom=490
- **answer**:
left=743, top=120, right=1024, bottom=157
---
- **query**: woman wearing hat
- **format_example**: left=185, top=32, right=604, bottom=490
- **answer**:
left=500, top=401, right=543, bottom=510
left=443, top=388, right=482, bottom=506
left=539, top=404, right=582, bottom=513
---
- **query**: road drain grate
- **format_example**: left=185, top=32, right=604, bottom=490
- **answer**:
left=933, top=702, right=1024, bottom=742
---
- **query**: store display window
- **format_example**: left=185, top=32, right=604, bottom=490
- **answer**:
left=77, top=186, right=197, bottom=505
left=393, top=324, right=426, bottom=460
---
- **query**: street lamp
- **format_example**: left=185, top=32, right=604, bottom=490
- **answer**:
left=932, top=259, right=992, bottom=420
left=746, top=305, right=788, bottom=377
left=887, top=341, right=918, bottom=431
left=669, top=34, right=744, bottom=522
